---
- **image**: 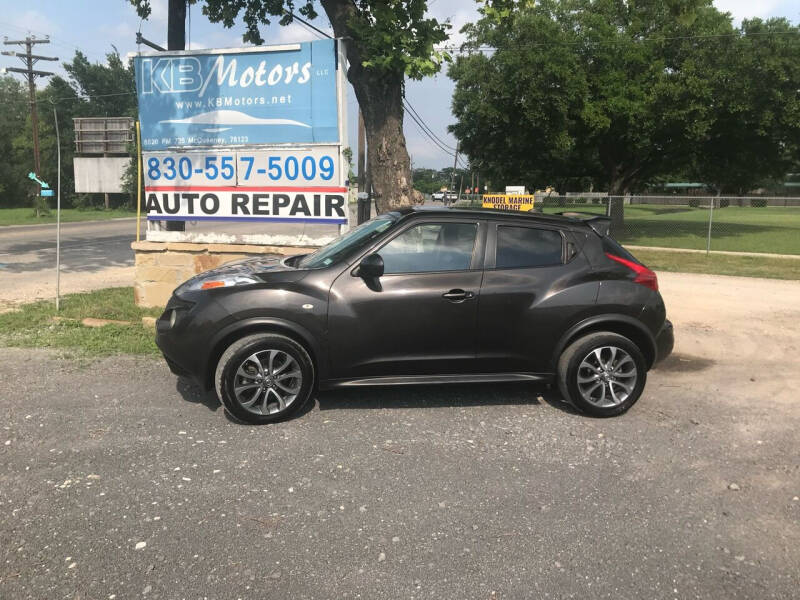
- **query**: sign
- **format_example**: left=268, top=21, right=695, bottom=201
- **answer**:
left=134, top=39, right=349, bottom=227
left=144, top=147, right=340, bottom=189
left=482, top=194, right=535, bottom=212
left=144, top=189, right=347, bottom=224
left=143, top=147, right=346, bottom=223
left=505, top=185, right=527, bottom=195
left=134, top=40, right=339, bottom=150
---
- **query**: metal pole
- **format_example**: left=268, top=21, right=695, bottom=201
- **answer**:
left=136, top=121, right=143, bottom=242
left=53, top=106, right=61, bottom=311
left=706, top=196, right=714, bottom=255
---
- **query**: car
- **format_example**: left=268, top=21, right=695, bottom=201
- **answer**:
left=156, top=207, right=673, bottom=424
left=431, top=190, right=458, bottom=203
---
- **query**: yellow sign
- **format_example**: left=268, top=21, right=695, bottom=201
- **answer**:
left=482, top=194, right=535, bottom=212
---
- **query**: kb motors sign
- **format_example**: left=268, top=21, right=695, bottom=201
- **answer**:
left=134, top=40, right=348, bottom=226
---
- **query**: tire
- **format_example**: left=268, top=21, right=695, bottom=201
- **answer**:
left=215, top=333, right=314, bottom=424
left=557, top=332, right=647, bottom=417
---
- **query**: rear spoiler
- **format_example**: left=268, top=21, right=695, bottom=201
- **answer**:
left=554, top=212, right=612, bottom=237
left=585, top=216, right=611, bottom=237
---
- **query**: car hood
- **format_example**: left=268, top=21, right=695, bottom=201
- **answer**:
left=178, top=255, right=309, bottom=293
left=219, top=255, right=309, bottom=282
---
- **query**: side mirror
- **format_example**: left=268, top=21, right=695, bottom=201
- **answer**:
left=358, top=253, right=384, bottom=279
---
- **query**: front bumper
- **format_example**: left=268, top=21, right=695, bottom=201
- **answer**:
left=154, top=293, right=227, bottom=386
left=654, top=319, right=674, bottom=364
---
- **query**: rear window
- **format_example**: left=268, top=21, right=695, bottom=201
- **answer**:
left=496, top=226, right=563, bottom=268
left=602, top=237, right=640, bottom=264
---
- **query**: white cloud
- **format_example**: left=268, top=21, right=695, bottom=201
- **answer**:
left=9, top=9, right=61, bottom=37
left=713, top=0, right=784, bottom=22
left=148, top=0, right=168, bottom=24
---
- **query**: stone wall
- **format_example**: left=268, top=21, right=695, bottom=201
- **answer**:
left=131, top=241, right=312, bottom=308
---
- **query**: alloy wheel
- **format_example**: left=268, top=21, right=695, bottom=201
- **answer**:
left=576, top=346, right=638, bottom=408
left=233, top=350, right=302, bottom=416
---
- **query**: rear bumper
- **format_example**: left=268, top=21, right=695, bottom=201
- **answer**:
left=654, top=319, right=674, bottom=364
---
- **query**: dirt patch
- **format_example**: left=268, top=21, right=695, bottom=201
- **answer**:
left=0, top=266, right=134, bottom=309
left=653, top=353, right=715, bottom=373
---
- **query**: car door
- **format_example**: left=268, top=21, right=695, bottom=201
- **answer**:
left=477, top=221, right=596, bottom=373
left=327, top=218, right=486, bottom=379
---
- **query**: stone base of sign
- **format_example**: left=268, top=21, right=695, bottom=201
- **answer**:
left=131, top=241, right=313, bottom=308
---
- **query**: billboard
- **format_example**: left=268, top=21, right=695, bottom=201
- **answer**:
left=134, top=40, right=339, bottom=149
left=133, top=40, right=348, bottom=226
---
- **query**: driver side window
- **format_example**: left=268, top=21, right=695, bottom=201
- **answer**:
left=380, top=222, right=478, bottom=274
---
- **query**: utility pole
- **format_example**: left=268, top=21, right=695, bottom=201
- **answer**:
left=165, top=0, right=187, bottom=231
left=449, top=141, right=460, bottom=201
left=168, top=0, right=187, bottom=50
left=2, top=36, right=57, bottom=192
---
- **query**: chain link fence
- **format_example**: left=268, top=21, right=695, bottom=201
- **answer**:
left=453, top=194, right=800, bottom=256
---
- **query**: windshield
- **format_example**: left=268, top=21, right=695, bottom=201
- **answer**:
left=298, top=216, right=397, bottom=269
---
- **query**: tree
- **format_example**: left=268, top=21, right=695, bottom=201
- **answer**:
left=687, top=18, right=800, bottom=193
left=129, top=0, right=454, bottom=213
left=449, top=0, right=799, bottom=226
left=14, top=51, right=138, bottom=209
left=0, top=76, right=30, bottom=207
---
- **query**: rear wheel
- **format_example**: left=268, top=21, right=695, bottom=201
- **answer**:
left=215, top=333, right=314, bottom=424
left=557, top=332, right=646, bottom=417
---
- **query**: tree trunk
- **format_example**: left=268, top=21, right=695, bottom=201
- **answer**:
left=351, top=70, right=421, bottom=212
left=607, top=174, right=626, bottom=235
left=321, top=0, right=423, bottom=214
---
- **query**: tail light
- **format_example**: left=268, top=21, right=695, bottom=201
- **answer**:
left=605, top=253, right=658, bottom=291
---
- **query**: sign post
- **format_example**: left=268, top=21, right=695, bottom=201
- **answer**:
left=134, top=40, right=348, bottom=237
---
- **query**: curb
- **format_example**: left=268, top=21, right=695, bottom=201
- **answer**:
left=626, top=245, right=800, bottom=261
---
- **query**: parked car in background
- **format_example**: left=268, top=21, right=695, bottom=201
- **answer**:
left=431, top=190, right=458, bottom=203
left=156, top=207, right=673, bottom=424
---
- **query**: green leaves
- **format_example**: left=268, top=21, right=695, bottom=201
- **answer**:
left=450, top=0, right=800, bottom=194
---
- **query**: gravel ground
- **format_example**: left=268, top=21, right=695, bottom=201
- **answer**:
left=1, top=272, right=799, bottom=599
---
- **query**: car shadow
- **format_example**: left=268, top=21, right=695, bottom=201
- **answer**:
left=175, top=378, right=580, bottom=422
left=176, top=377, right=220, bottom=412
left=175, top=377, right=317, bottom=425
left=316, top=382, right=580, bottom=415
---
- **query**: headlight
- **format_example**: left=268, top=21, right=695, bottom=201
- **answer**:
left=177, top=273, right=260, bottom=293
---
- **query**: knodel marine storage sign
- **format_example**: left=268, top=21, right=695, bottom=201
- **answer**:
left=134, top=39, right=348, bottom=224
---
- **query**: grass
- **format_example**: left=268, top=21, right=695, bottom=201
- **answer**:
left=0, top=287, right=162, bottom=356
left=633, top=249, right=800, bottom=280
left=538, top=204, right=800, bottom=255
left=0, top=207, right=139, bottom=226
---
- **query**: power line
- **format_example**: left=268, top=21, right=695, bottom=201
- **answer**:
left=404, top=105, right=468, bottom=169
left=284, top=10, right=333, bottom=40
left=405, top=103, right=467, bottom=168
left=404, top=100, right=458, bottom=152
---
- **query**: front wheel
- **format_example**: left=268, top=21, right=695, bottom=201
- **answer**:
left=557, top=332, right=647, bottom=417
left=215, top=333, right=314, bottom=424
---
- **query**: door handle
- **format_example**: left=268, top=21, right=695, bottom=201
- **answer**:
left=442, top=289, right=475, bottom=302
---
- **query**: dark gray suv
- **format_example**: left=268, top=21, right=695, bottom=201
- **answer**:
left=156, top=207, right=673, bottom=424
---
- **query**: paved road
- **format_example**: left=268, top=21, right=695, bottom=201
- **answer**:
left=0, top=205, right=362, bottom=305
left=1, top=272, right=799, bottom=599
left=0, top=219, right=140, bottom=275
left=0, top=200, right=409, bottom=307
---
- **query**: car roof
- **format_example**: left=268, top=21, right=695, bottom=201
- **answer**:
left=388, top=205, right=600, bottom=231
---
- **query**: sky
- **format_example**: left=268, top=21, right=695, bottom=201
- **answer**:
left=1, top=0, right=797, bottom=169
